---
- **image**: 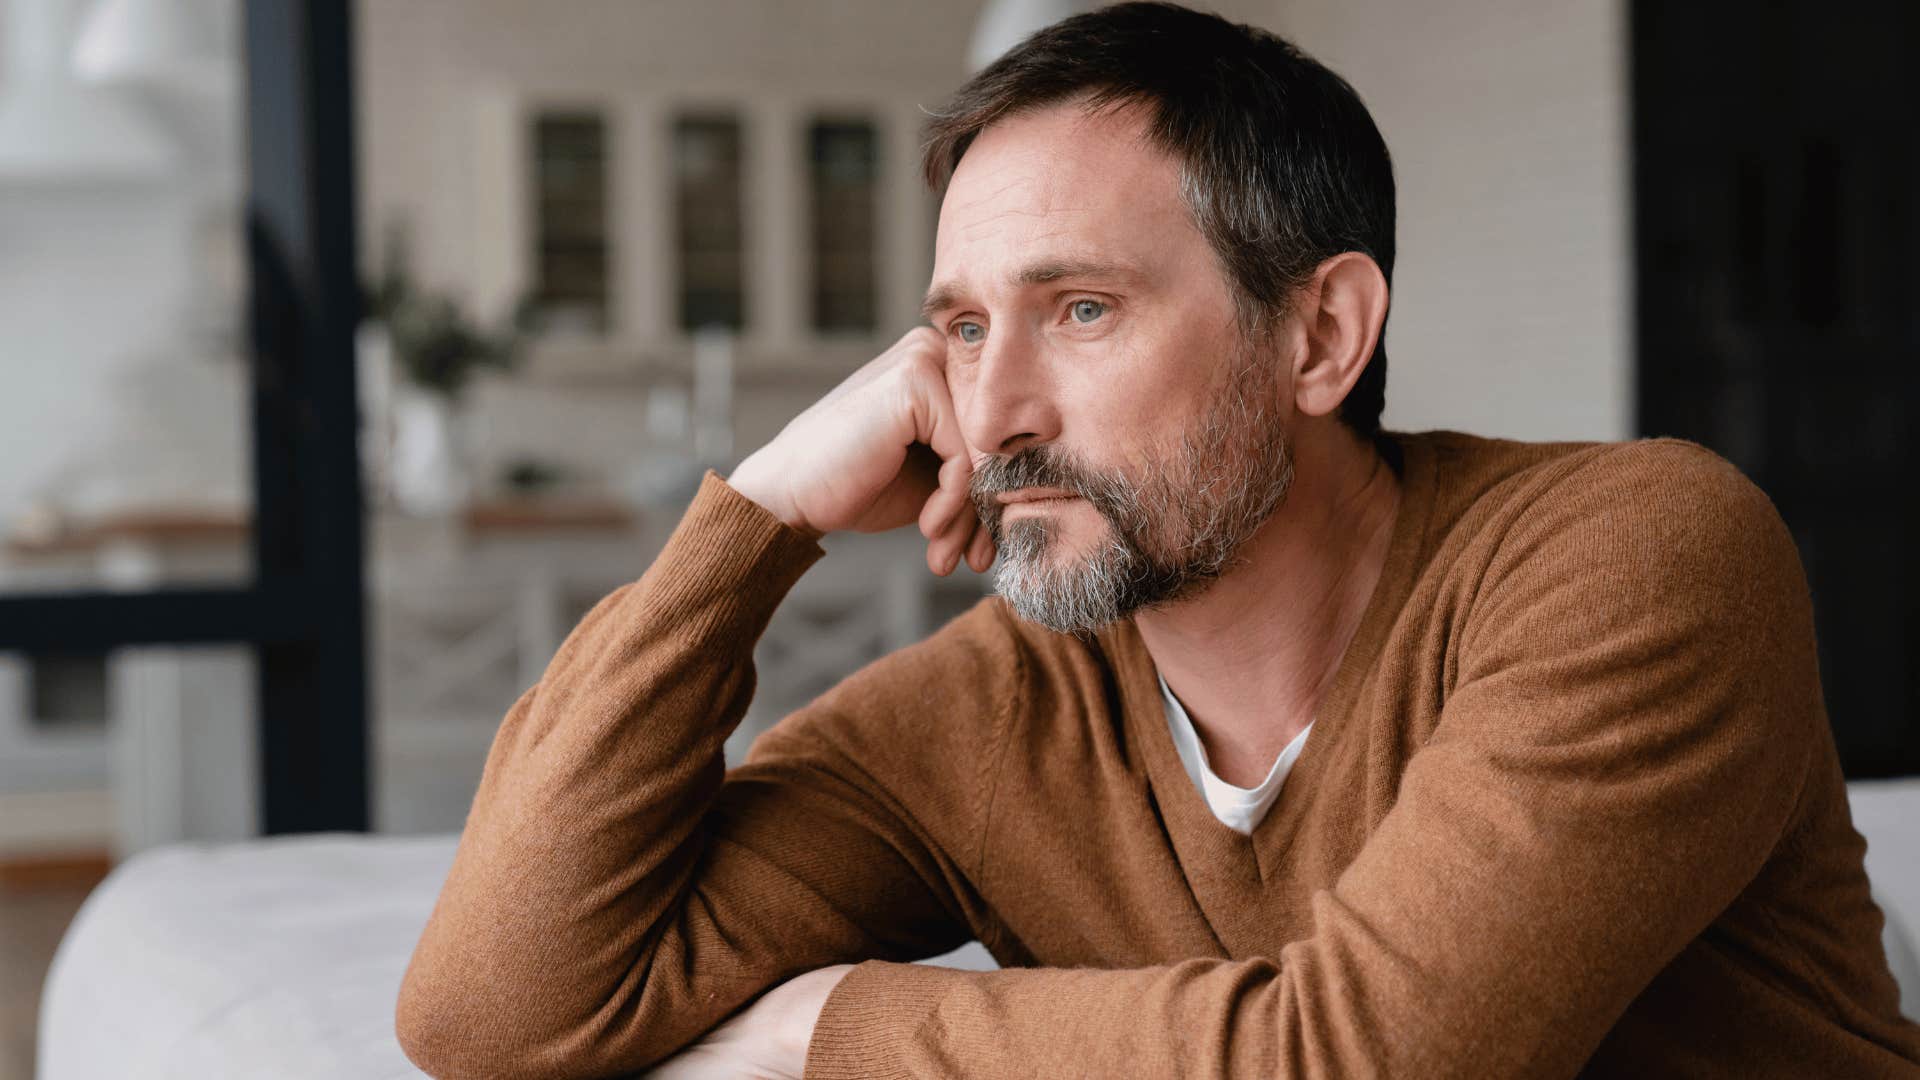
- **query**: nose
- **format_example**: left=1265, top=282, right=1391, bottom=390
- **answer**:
left=956, top=326, right=1062, bottom=459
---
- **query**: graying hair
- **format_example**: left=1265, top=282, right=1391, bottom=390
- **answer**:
left=921, top=1, right=1396, bottom=439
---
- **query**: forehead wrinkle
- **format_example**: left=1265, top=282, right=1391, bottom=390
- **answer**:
left=956, top=205, right=1090, bottom=243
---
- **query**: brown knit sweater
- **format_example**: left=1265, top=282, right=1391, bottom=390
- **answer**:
left=396, top=429, right=1920, bottom=1079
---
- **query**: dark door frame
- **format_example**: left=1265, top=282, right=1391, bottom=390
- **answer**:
left=0, top=0, right=369, bottom=833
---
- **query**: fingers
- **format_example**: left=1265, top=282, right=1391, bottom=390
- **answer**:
left=924, top=501, right=999, bottom=577
left=965, top=518, right=996, bottom=573
left=910, top=344, right=977, bottom=545
left=917, top=451, right=970, bottom=539
left=926, top=501, right=976, bottom=576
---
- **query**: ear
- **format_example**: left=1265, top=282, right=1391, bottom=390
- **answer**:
left=1290, top=252, right=1389, bottom=421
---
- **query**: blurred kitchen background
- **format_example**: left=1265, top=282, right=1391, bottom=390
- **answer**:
left=0, top=0, right=1912, bottom=1075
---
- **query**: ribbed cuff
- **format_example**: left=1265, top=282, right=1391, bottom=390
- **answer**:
left=637, top=470, right=827, bottom=644
left=803, top=960, right=971, bottom=1079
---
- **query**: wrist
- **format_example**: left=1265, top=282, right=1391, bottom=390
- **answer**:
left=782, top=963, right=854, bottom=1077
left=726, top=455, right=821, bottom=540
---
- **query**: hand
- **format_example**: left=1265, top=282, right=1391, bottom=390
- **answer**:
left=726, top=327, right=995, bottom=577
left=642, top=964, right=854, bottom=1080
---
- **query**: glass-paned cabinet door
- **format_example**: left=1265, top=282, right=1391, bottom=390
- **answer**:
left=530, top=109, right=612, bottom=336
left=673, top=113, right=746, bottom=332
left=808, top=117, right=879, bottom=334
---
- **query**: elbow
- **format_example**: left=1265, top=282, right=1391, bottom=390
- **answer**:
left=395, top=952, right=650, bottom=1080
left=395, top=961, right=485, bottom=1079
left=395, top=955, right=548, bottom=1079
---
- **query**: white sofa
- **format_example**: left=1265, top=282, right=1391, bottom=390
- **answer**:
left=1850, top=778, right=1920, bottom=1021
left=37, top=780, right=1920, bottom=1078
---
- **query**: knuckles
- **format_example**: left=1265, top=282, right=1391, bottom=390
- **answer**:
left=902, top=325, right=944, bottom=351
left=822, top=327, right=955, bottom=440
left=896, top=326, right=948, bottom=369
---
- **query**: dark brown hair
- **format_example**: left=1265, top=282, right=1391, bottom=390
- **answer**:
left=922, top=1, right=1396, bottom=438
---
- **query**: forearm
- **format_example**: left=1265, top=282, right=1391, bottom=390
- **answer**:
left=397, top=471, right=824, bottom=1077
left=805, top=958, right=1288, bottom=1079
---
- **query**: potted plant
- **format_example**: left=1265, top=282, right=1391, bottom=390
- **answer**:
left=361, top=224, right=534, bottom=516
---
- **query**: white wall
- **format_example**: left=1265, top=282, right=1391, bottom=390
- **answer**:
left=0, top=0, right=249, bottom=535
left=0, top=187, right=249, bottom=529
left=1275, top=0, right=1633, bottom=441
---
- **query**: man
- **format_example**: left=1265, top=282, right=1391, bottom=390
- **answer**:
left=396, top=4, right=1920, bottom=1077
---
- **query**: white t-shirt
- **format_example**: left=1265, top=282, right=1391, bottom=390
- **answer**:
left=1159, top=674, right=1313, bottom=835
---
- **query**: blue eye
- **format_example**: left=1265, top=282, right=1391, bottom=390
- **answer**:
left=1070, top=299, right=1106, bottom=324
left=954, top=321, right=985, bottom=344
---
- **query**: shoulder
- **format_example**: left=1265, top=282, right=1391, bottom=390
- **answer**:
left=1479, top=436, right=1793, bottom=587
left=1400, top=430, right=1792, bottom=584
left=1402, top=429, right=1776, bottom=542
left=1531, top=435, right=1767, bottom=515
left=1450, top=437, right=1817, bottom=709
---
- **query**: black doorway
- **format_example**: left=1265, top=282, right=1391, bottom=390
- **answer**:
left=1632, top=1, right=1918, bottom=777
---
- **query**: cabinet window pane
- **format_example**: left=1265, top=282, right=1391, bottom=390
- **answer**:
left=532, top=110, right=611, bottom=335
left=809, top=119, right=879, bottom=333
left=674, top=115, right=746, bottom=332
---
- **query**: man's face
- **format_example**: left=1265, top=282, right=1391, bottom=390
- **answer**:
left=925, top=101, right=1297, bottom=634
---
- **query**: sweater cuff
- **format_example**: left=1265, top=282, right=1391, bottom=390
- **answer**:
left=804, top=960, right=971, bottom=1079
left=639, top=470, right=826, bottom=643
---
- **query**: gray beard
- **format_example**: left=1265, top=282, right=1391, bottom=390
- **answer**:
left=971, top=351, right=1295, bottom=636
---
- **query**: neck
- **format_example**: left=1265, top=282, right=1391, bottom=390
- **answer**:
left=1134, top=422, right=1402, bottom=787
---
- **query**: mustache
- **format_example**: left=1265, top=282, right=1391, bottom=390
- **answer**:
left=968, top=445, right=1099, bottom=501
left=969, top=445, right=1134, bottom=540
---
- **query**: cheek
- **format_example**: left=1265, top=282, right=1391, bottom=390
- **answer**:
left=1058, top=325, right=1206, bottom=447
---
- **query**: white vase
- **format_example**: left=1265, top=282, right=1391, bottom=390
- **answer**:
left=388, top=390, right=469, bottom=517
left=356, top=322, right=395, bottom=508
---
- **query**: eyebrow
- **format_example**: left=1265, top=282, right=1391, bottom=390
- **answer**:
left=920, top=257, right=1146, bottom=323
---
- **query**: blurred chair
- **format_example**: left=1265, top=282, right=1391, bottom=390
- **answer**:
left=367, top=518, right=648, bottom=835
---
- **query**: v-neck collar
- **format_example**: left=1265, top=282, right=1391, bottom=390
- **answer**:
left=1097, top=429, right=1440, bottom=937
